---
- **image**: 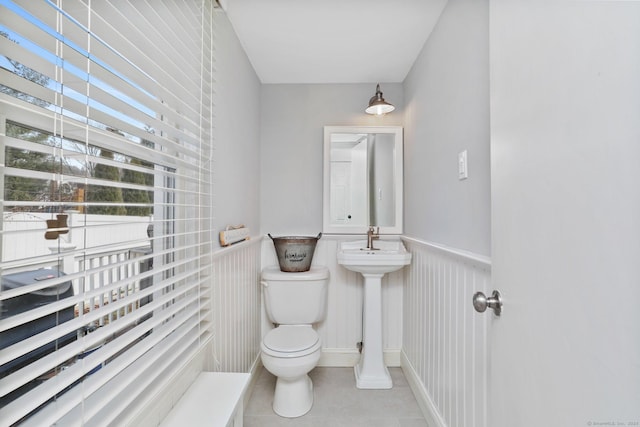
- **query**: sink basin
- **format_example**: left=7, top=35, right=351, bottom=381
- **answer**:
left=337, top=239, right=411, bottom=274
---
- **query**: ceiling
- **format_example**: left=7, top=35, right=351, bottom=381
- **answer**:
left=221, top=0, right=448, bottom=84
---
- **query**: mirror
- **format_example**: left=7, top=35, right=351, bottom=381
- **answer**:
left=323, top=126, right=403, bottom=234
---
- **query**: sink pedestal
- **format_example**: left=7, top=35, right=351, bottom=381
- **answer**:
left=355, top=272, right=392, bottom=389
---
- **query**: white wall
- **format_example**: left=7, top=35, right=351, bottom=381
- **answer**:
left=403, top=0, right=490, bottom=256
left=209, top=239, right=262, bottom=373
left=259, top=84, right=403, bottom=235
left=212, top=11, right=262, bottom=248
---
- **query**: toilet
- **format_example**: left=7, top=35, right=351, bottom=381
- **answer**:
left=260, top=265, right=329, bottom=418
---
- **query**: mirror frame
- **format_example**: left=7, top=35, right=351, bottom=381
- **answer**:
left=323, top=125, right=403, bottom=234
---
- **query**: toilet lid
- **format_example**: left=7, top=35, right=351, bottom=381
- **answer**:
left=262, top=265, right=329, bottom=281
left=263, top=326, right=319, bottom=353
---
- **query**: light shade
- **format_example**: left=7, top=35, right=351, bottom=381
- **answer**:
left=365, top=84, right=395, bottom=115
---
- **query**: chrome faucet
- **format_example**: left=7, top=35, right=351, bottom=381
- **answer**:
left=366, top=226, right=380, bottom=250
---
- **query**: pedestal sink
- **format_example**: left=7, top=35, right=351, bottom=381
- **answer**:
left=337, top=239, right=411, bottom=389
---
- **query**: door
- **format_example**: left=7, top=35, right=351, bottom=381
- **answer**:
left=489, top=2, right=640, bottom=427
left=330, top=161, right=351, bottom=224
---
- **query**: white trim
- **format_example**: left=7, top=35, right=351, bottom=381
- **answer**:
left=401, top=350, right=447, bottom=427
left=401, top=235, right=492, bottom=269
left=318, top=348, right=401, bottom=367
left=242, top=355, right=264, bottom=409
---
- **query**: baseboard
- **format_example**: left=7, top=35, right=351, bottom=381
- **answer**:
left=400, top=350, right=447, bottom=427
left=243, top=355, right=263, bottom=408
left=318, top=348, right=401, bottom=367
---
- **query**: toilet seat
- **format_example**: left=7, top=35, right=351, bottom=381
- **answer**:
left=262, top=325, right=320, bottom=358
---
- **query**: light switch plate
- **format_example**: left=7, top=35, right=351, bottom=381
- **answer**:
left=458, top=150, right=468, bottom=180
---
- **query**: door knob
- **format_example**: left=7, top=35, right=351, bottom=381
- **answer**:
left=472, top=290, right=502, bottom=316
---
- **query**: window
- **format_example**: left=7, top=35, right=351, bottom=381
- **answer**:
left=0, top=1, right=214, bottom=425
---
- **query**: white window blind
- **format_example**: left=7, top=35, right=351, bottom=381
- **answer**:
left=0, top=0, right=214, bottom=425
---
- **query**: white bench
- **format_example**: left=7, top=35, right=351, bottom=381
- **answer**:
left=159, top=372, right=251, bottom=427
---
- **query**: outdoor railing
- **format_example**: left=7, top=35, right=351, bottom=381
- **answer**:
left=75, top=245, right=153, bottom=326
left=2, top=244, right=152, bottom=326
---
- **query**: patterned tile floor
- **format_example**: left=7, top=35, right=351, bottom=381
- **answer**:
left=244, top=367, right=428, bottom=427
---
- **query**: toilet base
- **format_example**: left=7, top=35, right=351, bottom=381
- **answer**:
left=272, top=374, right=313, bottom=418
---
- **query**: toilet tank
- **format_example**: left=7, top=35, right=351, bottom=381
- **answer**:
left=261, top=266, right=329, bottom=325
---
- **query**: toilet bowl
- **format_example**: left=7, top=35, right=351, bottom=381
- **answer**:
left=261, top=325, right=322, bottom=417
left=260, top=266, right=329, bottom=418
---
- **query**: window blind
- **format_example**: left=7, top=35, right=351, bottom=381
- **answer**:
left=0, top=0, right=214, bottom=425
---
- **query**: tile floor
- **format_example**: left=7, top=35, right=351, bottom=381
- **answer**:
left=244, top=367, right=428, bottom=427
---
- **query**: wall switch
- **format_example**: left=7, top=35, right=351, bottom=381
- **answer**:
left=458, top=150, right=468, bottom=180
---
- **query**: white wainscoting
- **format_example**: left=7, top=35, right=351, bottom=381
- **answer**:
left=209, top=237, right=263, bottom=373
left=261, top=235, right=404, bottom=366
left=401, top=237, right=491, bottom=427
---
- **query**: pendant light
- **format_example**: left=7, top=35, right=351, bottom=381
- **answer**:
left=365, top=84, right=395, bottom=115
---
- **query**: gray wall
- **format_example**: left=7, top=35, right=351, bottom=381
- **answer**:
left=212, top=12, right=262, bottom=248
left=260, top=84, right=403, bottom=235
left=403, top=0, right=491, bottom=256
left=221, top=0, right=491, bottom=255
